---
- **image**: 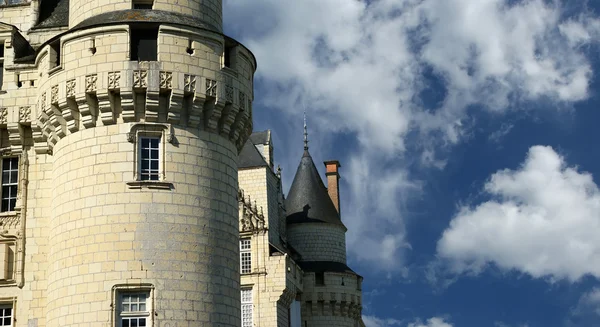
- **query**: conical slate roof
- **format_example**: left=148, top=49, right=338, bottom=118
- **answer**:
left=285, top=150, right=346, bottom=228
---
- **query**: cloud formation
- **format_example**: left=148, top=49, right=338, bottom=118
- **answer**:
left=438, top=146, right=600, bottom=281
left=224, top=0, right=600, bottom=271
left=363, top=316, right=452, bottom=327
left=363, top=315, right=404, bottom=327
left=408, top=317, right=454, bottom=327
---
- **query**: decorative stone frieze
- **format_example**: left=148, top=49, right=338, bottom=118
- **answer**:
left=160, top=71, right=172, bottom=89
left=18, top=107, right=30, bottom=123
left=238, top=188, right=266, bottom=233
left=133, top=70, right=148, bottom=88
left=0, top=108, right=7, bottom=125
left=85, top=74, right=97, bottom=93
left=50, top=85, right=58, bottom=104
left=108, top=71, right=120, bottom=89
left=66, top=79, right=76, bottom=98
left=184, top=74, right=196, bottom=93
left=225, top=84, right=233, bottom=103
left=206, top=78, right=217, bottom=97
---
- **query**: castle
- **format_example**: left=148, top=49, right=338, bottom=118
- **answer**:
left=0, top=0, right=364, bottom=326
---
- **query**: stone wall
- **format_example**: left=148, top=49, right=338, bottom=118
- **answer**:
left=238, top=166, right=283, bottom=247
left=68, top=0, right=223, bottom=30
left=0, top=2, right=32, bottom=32
left=47, top=125, right=241, bottom=326
left=287, top=223, right=347, bottom=264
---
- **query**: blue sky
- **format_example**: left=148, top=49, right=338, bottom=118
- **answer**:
left=223, top=1, right=600, bottom=326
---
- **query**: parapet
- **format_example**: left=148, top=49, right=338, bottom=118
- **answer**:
left=68, top=0, right=223, bottom=30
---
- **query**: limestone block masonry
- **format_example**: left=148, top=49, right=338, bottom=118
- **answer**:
left=68, top=0, right=223, bottom=30
left=1, top=1, right=366, bottom=327
left=0, top=0, right=256, bottom=326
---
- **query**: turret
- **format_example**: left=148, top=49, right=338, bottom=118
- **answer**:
left=285, top=117, right=364, bottom=326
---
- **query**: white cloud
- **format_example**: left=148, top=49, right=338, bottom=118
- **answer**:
left=363, top=315, right=404, bottom=327
left=408, top=317, right=454, bottom=327
left=224, top=0, right=600, bottom=271
left=363, top=316, right=452, bottom=327
left=438, top=146, right=600, bottom=281
left=572, top=288, right=600, bottom=316
left=567, top=288, right=600, bottom=326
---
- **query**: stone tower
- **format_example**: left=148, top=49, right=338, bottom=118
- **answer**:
left=284, top=128, right=364, bottom=326
left=0, top=0, right=255, bottom=326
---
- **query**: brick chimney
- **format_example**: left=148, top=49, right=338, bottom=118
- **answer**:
left=324, top=160, right=341, bottom=214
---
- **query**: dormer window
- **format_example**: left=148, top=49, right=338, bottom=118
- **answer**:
left=133, top=0, right=153, bottom=9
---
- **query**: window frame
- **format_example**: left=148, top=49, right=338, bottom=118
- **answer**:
left=240, top=238, right=251, bottom=274
left=0, top=304, right=11, bottom=327
left=0, top=157, right=18, bottom=213
left=0, top=298, right=16, bottom=327
left=240, top=287, right=253, bottom=327
left=126, top=123, right=173, bottom=190
left=119, top=292, right=150, bottom=327
left=112, top=284, right=154, bottom=327
left=138, top=136, right=160, bottom=181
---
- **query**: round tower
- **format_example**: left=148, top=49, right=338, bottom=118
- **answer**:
left=69, top=0, right=223, bottom=31
left=32, top=2, right=255, bottom=326
left=285, top=146, right=364, bottom=327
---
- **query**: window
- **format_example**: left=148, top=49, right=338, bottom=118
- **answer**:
left=0, top=243, right=12, bottom=281
left=315, top=272, right=324, bottom=286
left=127, top=123, right=173, bottom=189
left=240, top=239, right=251, bottom=274
left=1, top=158, right=18, bottom=212
left=130, top=27, right=158, bottom=61
left=139, top=137, right=160, bottom=181
left=50, top=40, right=60, bottom=68
left=133, top=0, right=153, bottom=9
left=0, top=305, right=12, bottom=327
left=223, top=45, right=236, bottom=68
left=241, top=288, right=252, bottom=327
left=119, top=293, right=150, bottom=327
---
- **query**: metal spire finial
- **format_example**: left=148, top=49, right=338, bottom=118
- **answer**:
left=303, top=110, right=309, bottom=151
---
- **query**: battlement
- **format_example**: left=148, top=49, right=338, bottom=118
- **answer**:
left=1, top=22, right=255, bottom=154
left=300, top=270, right=363, bottom=324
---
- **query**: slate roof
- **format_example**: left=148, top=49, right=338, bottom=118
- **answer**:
left=298, top=261, right=359, bottom=276
left=249, top=130, right=269, bottom=145
left=34, top=0, right=69, bottom=29
left=238, top=140, right=268, bottom=169
left=73, top=10, right=220, bottom=33
left=285, top=150, right=346, bottom=228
